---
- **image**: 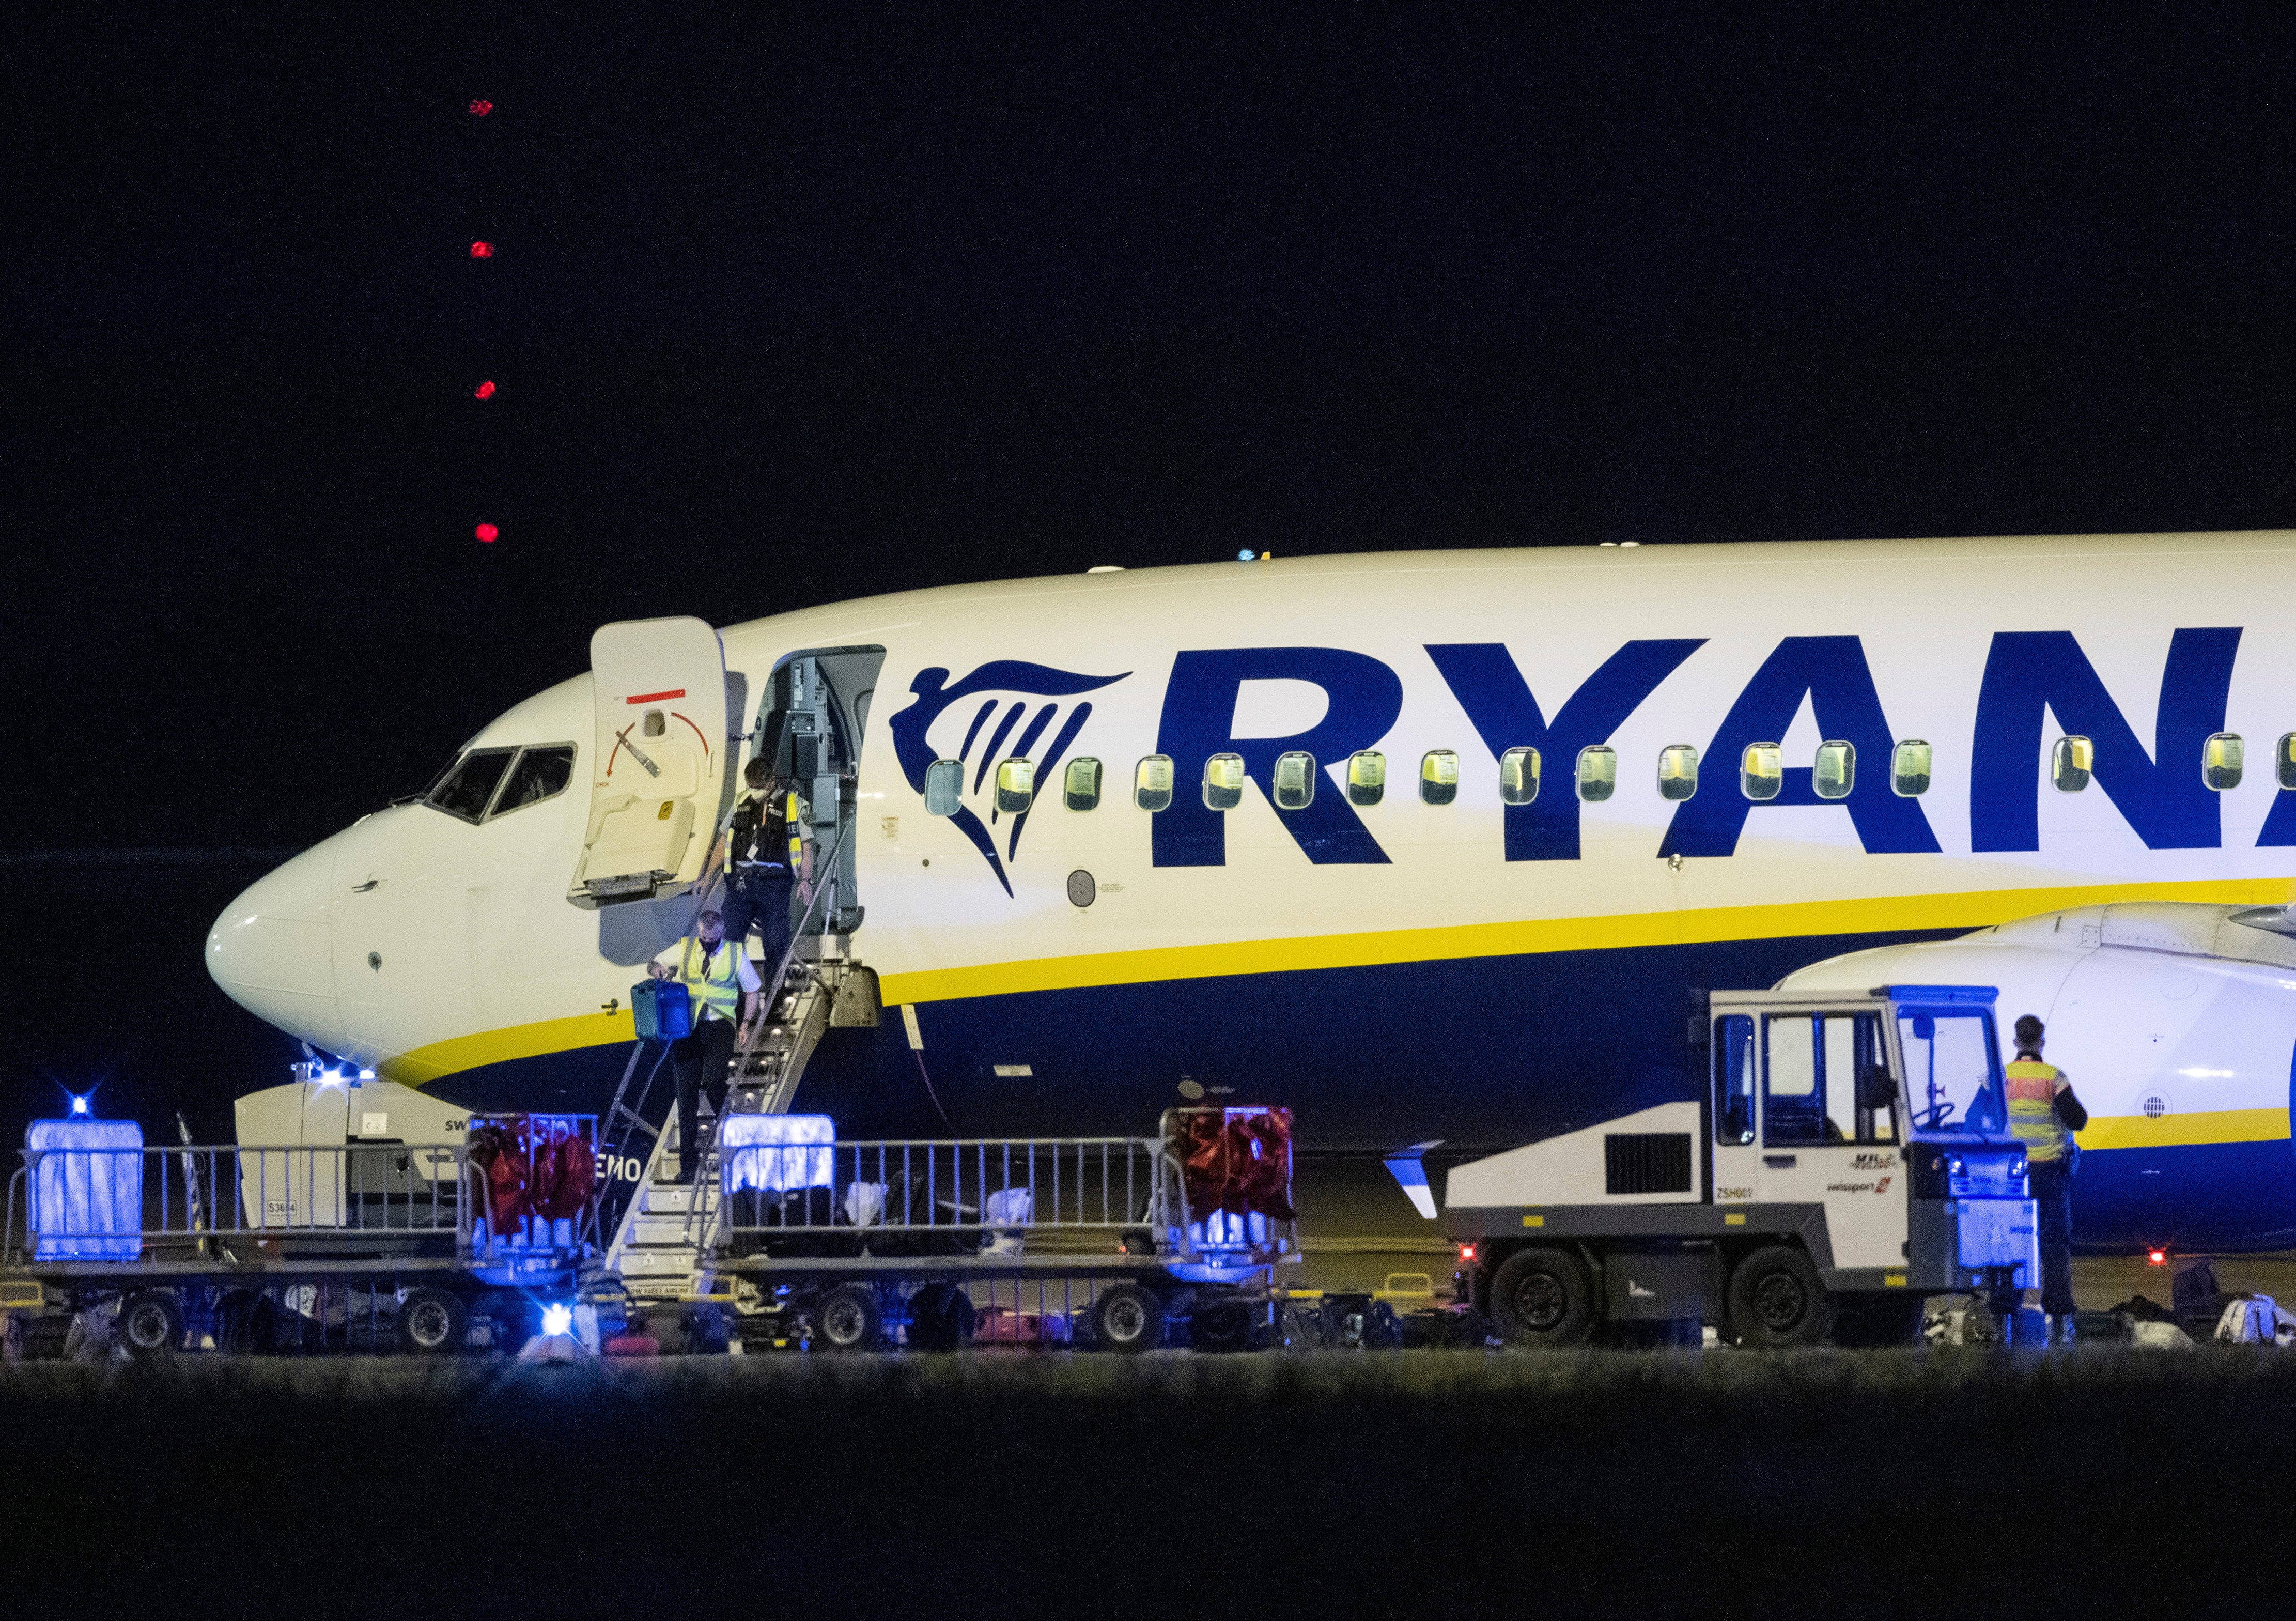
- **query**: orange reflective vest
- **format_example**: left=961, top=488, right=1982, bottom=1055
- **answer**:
left=2005, top=1058, right=2070, bottom=1162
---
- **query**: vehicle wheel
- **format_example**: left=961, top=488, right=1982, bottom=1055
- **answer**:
left=1092, top=1283, right=1164, bottom=1354
left=119, top=1290, right=182, bottom=1359
left=1488, top=1248, right=1596, bottom=1348
left=1727, top=1246, right=1838, bottom=1348
left=908, top=1284, right=975, bottom=1352
left=398, top=1288, right=468, bottom=1355
left=814, top=1284, right=883, bottom=1351
left=1190, top=1300, right=1253, bottom=1353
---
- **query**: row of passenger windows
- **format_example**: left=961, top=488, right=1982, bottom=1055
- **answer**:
left=924, top=731, right=2296, bottom=817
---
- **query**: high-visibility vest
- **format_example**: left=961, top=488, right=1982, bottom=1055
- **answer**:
left=678, top=938, right=743, bottom=1023
left=2005, top=1058, right=2070, bottom=1162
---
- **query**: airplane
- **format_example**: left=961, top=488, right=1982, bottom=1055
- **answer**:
left=207, top=530, right=2296, bottom=1252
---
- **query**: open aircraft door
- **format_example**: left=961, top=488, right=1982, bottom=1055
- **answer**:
left=569, top=617, right=730, bottom=907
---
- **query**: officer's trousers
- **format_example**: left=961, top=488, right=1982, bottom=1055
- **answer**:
left=2030, top=1155, right=2077, bottom=1317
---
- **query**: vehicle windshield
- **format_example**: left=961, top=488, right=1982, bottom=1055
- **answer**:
left=1896, top=1007, right=2008, bottom=1138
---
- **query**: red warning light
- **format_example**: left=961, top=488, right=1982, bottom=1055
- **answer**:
left=469, top=99, right=493, bottom=116
left=474, top=522, right=499, bottom=544
left=2148, top=1248, right=2167, bottom=1265
left=474, top=380, right=496, bottom=400
left=470, top=241, right=494, bottom=259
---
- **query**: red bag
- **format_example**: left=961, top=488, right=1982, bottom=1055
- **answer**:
left=540, top=1123, right=596, bottom=1221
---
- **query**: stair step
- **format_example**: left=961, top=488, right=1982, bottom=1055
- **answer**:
left=639, top=1185, right=718, bottom=1213
left=617, top=1251, right=703, bottom=1277
left=628, top=1214, right=700, bottom=1245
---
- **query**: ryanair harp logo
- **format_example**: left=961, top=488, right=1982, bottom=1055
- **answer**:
left=889, top=661, right=1129, bottom=894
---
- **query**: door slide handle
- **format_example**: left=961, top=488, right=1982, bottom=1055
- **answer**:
left=1763, top=1154, right=1797, bottom=1169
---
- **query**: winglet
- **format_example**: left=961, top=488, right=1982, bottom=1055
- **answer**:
left=1383, top=1140, right=1445, bottom=1220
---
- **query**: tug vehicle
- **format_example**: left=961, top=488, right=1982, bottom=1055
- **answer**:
left=1442, top=985, right=2038, bottom=1348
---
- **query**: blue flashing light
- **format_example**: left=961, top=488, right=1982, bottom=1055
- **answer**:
left=68, top=1093, right=90, bottom=1116
left=1236, top=549, right=1255, bottom=562
left=540, top=1303, right=573, bottom=1337
left=358, top=1068, right=376, bottom=1081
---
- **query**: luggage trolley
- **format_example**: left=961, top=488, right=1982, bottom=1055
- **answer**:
left=695, top=1106, right=1300, bottom=1353
left=0, top=1108, right=602, bottom=1358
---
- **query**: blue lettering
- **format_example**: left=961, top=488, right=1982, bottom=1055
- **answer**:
left=1970, top=628, right=2240, bottom=852
left=1152, top=649, right=1403, bottom=867
left=1660, top=637, right=1940, bottom=859
left=1426, top=641, right=1704, bottom=861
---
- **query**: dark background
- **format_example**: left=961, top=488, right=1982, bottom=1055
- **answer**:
left=7, top=4, right=2296, bottom=1128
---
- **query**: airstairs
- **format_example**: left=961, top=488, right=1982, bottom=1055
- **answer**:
left=596, top=820, right=870, bottom=1308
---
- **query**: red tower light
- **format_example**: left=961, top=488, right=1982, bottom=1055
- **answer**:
left=469, top=99, right=493, bottom=116
left=474, top=380, right=497, bottom=399
left=470, top=241, right=494, bottom=259
left=475, top=522, right=499, bottom=544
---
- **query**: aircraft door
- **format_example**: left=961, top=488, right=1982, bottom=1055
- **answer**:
left=1754, top=1009, right=1904, bottom=1270
left=570, top=617, right=731, bottom=907
left=756, top=647, right=883, bottom=936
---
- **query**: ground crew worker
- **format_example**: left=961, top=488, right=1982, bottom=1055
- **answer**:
left=647, top=909, right=761, bottom=1182
left=718, top=758, right=802, bottom=979
left=2006, top=1013, right=2089, bottom=1339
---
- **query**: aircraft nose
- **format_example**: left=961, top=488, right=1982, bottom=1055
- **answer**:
left=208, top=842, right=347, bottom=1052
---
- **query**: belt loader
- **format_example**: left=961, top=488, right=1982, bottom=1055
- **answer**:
left=1441, top=985, right=2039, bottom=1348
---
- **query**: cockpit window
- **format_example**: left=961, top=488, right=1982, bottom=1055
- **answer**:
left=426, top=749, right=517, bottom=824
left=491, top=746, right=577, bottom=817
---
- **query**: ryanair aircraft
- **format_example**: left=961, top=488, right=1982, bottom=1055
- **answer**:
left=208, top=531, right=2296, bottom=1250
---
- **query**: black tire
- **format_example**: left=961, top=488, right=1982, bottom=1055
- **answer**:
left=1727, top=1245, right=1838, bottom=1348
left=1488, top=1248, right=1596, bottom=1348
left=1189, top=1300, right=1254, bottom=1353
left=398, top=1288, right=468, bottom=1355
left=908, top=1284, right=975, bottom=1352
left=119, top=1290, right=182, bottom=1358
left=1092, top=1283, right=1163, bottom=1354
left=814, top=1284, right=883, bottom=1351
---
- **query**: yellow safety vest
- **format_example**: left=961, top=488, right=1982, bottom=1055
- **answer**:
left=679, top=938, right=743, bottom=1023
left=2005, top=1058, right=2070, bottom=1162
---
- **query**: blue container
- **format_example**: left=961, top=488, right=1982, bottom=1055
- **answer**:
left=633, top=978, right=692, bottom=1042
left=27, top=1118, right=144, bottom=1260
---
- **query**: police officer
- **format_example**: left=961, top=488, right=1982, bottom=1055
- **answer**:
left=647, top=909, right=762, bottom=1182
left=2005, top=1013, right=2089, bottom=1340
left=719, top=758, right=801, bottom=982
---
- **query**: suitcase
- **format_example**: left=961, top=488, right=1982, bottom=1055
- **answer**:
left=632, top=978, right=692, bottom=1041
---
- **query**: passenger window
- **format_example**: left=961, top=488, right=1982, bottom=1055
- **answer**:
left=1419, top=750, right=1459, bottom=806
left=1498, top=746, right=1540, bottom=806
left=489, top=745, right=575, bottom=817
left=642, top=710, right=666, bottom=739
left=2280, top=733, right=2296, bottom=791
left=1272, top=751, right=1316, bottom=811
left=1714, top=1014, right=1755, bottom=1146
left=1135, top=755, right=1174, bottom=812
left=1063, top=757, right=1103, bottom=812
left=2203, top=732, right=2243, bottom=792
left=2053, top=735, right=2093, bottom=793
left=1346, top=750, right=1386, bottom=807
left=1764, top=1012, right=1894, bottom=1147
left=1656, top=744, right=1698, bottom=802
left=426, top=749, right=517, bottom=824
left=1576, top=745, right=1617, bottom=802
left=924, top=760, right=963, bottom=816
left=1813, top=739, right=1855, bottom=801
left=1741, top=742, right=1782, bottom=801
left=1203, top=753, right=1245, bottom=811
left=1891, top=739, right=1932, bottom=797
left=994, top=758, right=1035, bottom=814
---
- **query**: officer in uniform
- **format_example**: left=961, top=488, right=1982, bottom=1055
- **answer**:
left=2005, top=1013, right=2089, bottom=1339
left=719, top=757, right=801, bottom=982
left=647, top=909, right=762, bottom=1182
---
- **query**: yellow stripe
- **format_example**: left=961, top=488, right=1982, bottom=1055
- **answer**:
left=878, top=876, right=2293, bottom=1006
left=2077, top=1107, right=2291, bottom=1151
left=381, top=1008, right=636, bottom=1088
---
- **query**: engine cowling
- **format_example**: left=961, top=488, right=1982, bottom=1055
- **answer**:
left=1777, top=903, right=2296, bottom=1253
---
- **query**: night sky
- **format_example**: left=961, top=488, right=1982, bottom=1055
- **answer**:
left=13, top=5, right=2296, bottom=858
